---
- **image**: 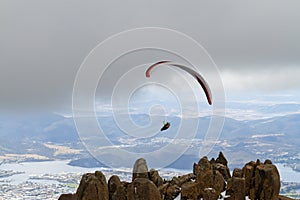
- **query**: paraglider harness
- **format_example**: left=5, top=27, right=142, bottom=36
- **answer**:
left=160, top=121, right=170, bottom=131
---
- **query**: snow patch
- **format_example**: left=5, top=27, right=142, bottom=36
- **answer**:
left=251, top=133, right=284, bottom=138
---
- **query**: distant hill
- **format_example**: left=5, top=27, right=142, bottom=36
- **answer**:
left=0, top=112, right=299, bottom=167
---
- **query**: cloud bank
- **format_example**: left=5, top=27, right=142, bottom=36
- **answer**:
left=1, top=0, right=299, bottom=112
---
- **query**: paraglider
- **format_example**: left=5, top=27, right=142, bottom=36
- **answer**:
left=145, top=61, right=212, bottom=105
left=160, top=121, right=170, bottom=131
left=146, top=61, right=213, bottom=131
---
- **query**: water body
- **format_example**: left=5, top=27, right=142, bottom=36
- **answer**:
left=276, top=163, right=300, bottom=183
left=0, top=160, right=102, bottom=185
left=0, top=161, right=299, bottom=185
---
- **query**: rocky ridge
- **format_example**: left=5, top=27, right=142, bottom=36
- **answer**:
left=58, top=152, right=293, bottom=200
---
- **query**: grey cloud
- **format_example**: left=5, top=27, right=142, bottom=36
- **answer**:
left=221, top=67, right=300, bottom=93
left=0, top=0, right=299, bottom=112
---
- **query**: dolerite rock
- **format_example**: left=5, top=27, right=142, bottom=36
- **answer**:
left=108, top=175, right=120, bottom=199
left=158, top=182, right=170, bottom=199
left=225, top=177, right=245, bottom=200
left=214, top=152, right=231, bottom=181
left=171, top=173, right=196, bottom=186
left=127, top=178, right=160, bottom=200
left=58, top=194, right=77, bottom=200
left=210, top=157, right=216, bottom=165
left=132, top=158, right=149, bottom=181
left=216, top=152, right=228, bottom=166
left=249, top=160, right=262, bottom=199
left=149, top=169, right=163, bottom=187
left=242, top=160, right=280, bottom=200
left=213, top=163, right=231, bottom=181
left=225, top=167, right=245, bottom=200
left=194, top=156, right=210, bottom=183
left=193, top=162, right=199, bottom=175
left=164, top=184, right=181, bottom=200
left=232, top=168, right=243, bottom=178
left=108, top=175, right=128, bottom=200
left=203, top=188, right=219, bottom=200
left=254, top=162, right=280, bottom=200
left=198, top=156, right=211, bottom=171
left=57, top=155, right=291, bottom=200
left=181, top=182, right=201, bottom=200
left=76, top=171, right=109, bottom=200
left=197, top=169, right=225, bottom=196
left=242, top=161, right=256, bottom=196
left=264, top=159, right=272, bottom=165
left=195, top=156, right=225, bottom=197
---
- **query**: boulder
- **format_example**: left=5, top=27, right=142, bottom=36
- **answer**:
left=181, top=182, right=201, bottom=200
left=198, top=156, right=211, bottom=171
left=76, top=171, right=109, bottom=200
left=194, top=155, right=226, bottom=197
left=108, top=175, right=128, bottom=200
left=158, top=182, right=170, bottom=199
left=193, top=156, right=211, bottom=183
left=232, top=168, right=243, bottom=178
left=216, top=152, right=228, bottom=166
left=242, top=161, right=256, bottom=196
left=197, top=169, right=225, bottom=197
left=132, top=158, right=149, bottom=181
left=171, top=173, right=195, bottom=187
left=254, top=163, right=280, bottom=200
left=164, top=184, right=181, bottom=200
left=203, top=188, right=219, bottom=200
left=149, top=169, right=163, bottom=187
left=242, top=160, right=280, bottom=200
left=225, top=177, right=245, bottom=200
left=212, top=152, right=231, bottom=181
left=214, top=163, right=231, bottom=181
left=193, top=162, right=199, bottom=175
left=127, top=178, right=160, bottom=200
left=210, top=157, right=216, bottom=165
left=264, top=159, right=272, bottom=165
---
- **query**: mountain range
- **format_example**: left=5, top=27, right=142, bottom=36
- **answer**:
left=0, top=105, right=299, bottom=170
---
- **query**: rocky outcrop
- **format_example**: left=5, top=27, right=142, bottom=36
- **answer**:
left=254, top=161, right=281, bottom=200
left=214, top=152, right=231, bottom=181
left=58, top=152, right=290, bottom=200
left=171, top=173, right=195, bottom=187
left=76, top=171, right=109, bottom=200
left=132, top=158, right=149, bottom=181
left=181, top=182, right=201, bottom=200
left=216, top=151, right=228, bottom=166
left=108, top=175, right=128, bottom=200
left=242, top=159, right=280, bottom=200
left=149, top=168, right=163, bottom=187
left=232, top=168, right=243, bottom=178
left=127, top=178, right=161, bottom=200
left=198, top=169, right=225, bottom=196
left=194, top=155, right=226, bottom=197
left=225, top=169, right=245, bottom=200
left=203, top=188, right=219, bottom=200
left=163, top=183, right=181, bottom=200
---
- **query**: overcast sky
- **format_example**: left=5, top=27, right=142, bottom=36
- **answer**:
left=1, top=0, right=300, bottom=113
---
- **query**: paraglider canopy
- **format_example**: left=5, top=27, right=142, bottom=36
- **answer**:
left=145, top=61, right=212, bottom=105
